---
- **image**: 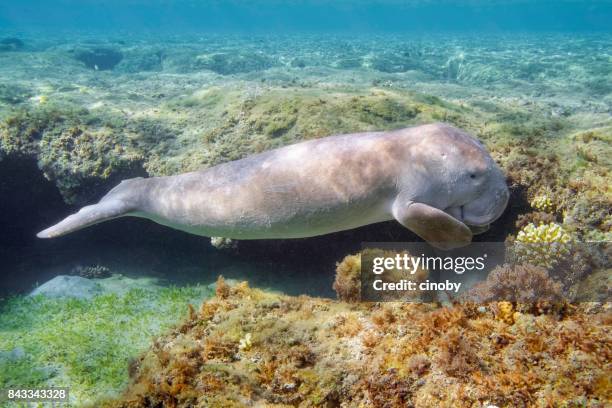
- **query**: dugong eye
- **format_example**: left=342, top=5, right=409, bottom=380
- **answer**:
left=470, top=174, right=476, bottom=179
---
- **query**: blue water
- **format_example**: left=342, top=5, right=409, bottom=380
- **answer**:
left=1, top=1, right=611, bottom=33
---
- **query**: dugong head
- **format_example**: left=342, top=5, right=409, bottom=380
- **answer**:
left=414, top=124, right=509, bottom=233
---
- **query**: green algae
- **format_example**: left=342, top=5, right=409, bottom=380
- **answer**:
left=0, top=84, right=32, bottom=105
left=0, top=284, right=211, bottom=406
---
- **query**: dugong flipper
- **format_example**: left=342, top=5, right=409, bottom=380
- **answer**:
left=393, top=202, right=473, bottom=250
left=38, top=123, right=509, bottom=249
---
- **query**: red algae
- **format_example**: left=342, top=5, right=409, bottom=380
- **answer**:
left=104, top=279, right=611, bottom=408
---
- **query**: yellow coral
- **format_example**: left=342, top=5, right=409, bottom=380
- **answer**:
left=514, top=223, right=572, bottom=269
left=496, top=301, right=515, bottom=324
left=239, top=333, right=252, bottom=351
left=530, top=195, right=555, bottom=213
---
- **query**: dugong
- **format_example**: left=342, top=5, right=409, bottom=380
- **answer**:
left=37, top=123, right=509, bottom=249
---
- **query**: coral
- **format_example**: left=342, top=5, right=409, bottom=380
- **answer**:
left=530, top=194, right=555, bottom=213
left=70, top=264, right=112, bottom=279
left=333, top=253, right=361, bottom=302
left=251, top=98, right=299, bottom=137
left=101, top=279, right=610, bottom=408
left=0, top=105, right=144, bottom=203
left=434, top=327, right=480, bottom=378
left=514, top=223, right=573, bottom=269
left=352, top=95, right=420, bottom=126
left=38, top=124, right=143, bottom=203
left=214, top=275, right=231, bottom=299
left=238, top=333, right=252, bottom=351
left=210, top=236, right=236, bottom=250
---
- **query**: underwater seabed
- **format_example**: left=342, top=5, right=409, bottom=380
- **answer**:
left=0, top=32, right=610, bottom=406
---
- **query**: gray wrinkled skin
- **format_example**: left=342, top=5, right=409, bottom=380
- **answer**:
left=37, top=123, right=509, bottom=249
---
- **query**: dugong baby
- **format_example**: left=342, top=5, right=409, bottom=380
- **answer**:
left=37, top=123, right=509, bottom=249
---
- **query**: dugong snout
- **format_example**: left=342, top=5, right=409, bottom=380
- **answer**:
left=462, top=171, right=509, bottom=227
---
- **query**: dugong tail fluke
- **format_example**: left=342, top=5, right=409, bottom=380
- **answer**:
left=37, top=199, right=130, bottom=239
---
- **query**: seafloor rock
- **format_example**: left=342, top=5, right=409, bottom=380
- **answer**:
left=0, top=347, right=26, bottom=362
left=194, top=51, right=276, bottom=75
left=365, top=52, right=419, bottom=73
left=29, top=275, right=103, bottom=299
left=73, top=47, right=124, bottom=70
left=0, top=83, right=32, bottom=105
left=289, top=58, right=307, bottom=68
left=103, top=278, right=610, bottom=407
left=0, top=104, right=145, bottom=203
left=114, top=47, right=164, bottom=73
left=332, top=57, right=363, bottom=69
left=0, top=37, right=25, bottom=52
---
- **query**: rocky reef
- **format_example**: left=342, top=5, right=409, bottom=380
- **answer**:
left=102, top=278, right=610, bottom=407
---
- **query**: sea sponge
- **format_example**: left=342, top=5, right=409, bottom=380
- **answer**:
left=530, top=194, right=555, bottom=213
left=333, top=253, right=361, bottom=302
left=514, top=223, right=572, bottom=269
left=494, top=301, right=515, bottom=324
left=463, top=263, right=564, bottom=307
left=515, top=211, right=556, bottom=229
